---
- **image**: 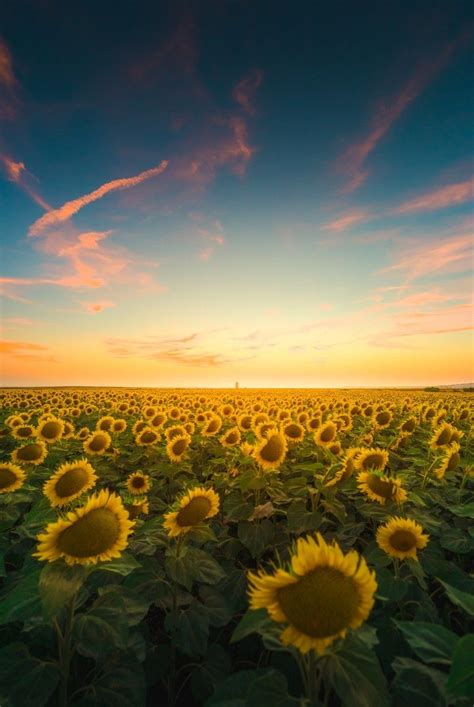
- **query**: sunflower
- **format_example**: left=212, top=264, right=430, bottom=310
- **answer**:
left=166, top=434, right=190, bottom=462
left=372, top=410, right=392, bottom=429
left=125, top=499, right=150, bottom=519
left=0, top=463, right=26, bottom=493
left=43, top=459, right=97, bottom=507
left=12, top=424, right=37, bottom=440
left=163, top=486, right=220, bottom=537
left=12, top=440, right=48, bottom=466
left=357, top=472, right=407, bottom=505
left=399, top=417, right=417, bottom=436
left=220, top=426, right=241, bottom=447
left=83, top=431, right=111, bottom=455
left=132, top=420, right=147, bottom=436
left=112, top=419, right=127, bottom=433
left=253, top=431, right=287, bottom=470
left=376, top=517, right=429, bottom=560
left=135, top=427, right=160, bottom=446
left=149, top=412, right=167, bottom=429
left=76, top=427, right=90, bottom=441
left=354, top=447, right=389, bottom=473
left=429, top=423, right=456, bottom=450
left=325, top=448, right=359, bottom=487
left=96, top=416, right=115, bottom=432
left=255, top=422, right=278, bottom=440
left=202, top=415, right=223, bottom=436
left=434, top=443, right=461, bottom=480
left=62, top=421, right=75, bottom=439
left=165, top=425, right=187, bottom=442
left=35, top=489, right=134, bottom=565
left=126, top=472, right=151, bottom=496
left=248, top=533, right=377, bottom=655
left=314, top=421, right=338, bottom=447
left=240, top=441, right=255, bottom=456
left=37, top=417, right=64, bottom=444
left=282, top=422, right=305, bottom=444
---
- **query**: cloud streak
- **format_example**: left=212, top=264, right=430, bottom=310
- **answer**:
left=390, top=178, right=474, bottom=215
left=335, top=29, right=472, bottom=193
left=0, top=154, right=51, bottom=210
left=29, top=161, right=169, bottom=236
left=232, top=69, right=264, bottom=115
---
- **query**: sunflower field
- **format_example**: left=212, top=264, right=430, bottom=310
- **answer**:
left=0, top=387, right=473, bottom=707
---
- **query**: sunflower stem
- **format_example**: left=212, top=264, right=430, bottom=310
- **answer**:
left=56, top=593, right=76, bottom=707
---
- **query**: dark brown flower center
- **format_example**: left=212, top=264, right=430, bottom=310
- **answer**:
left=260, top=435, right=285, bottom=462
left=55, top=467, right=89, bottom=497
left=366, top=474, right=395, bottom=499
left=58, top=508, right=120, bottom=557
left=176, top=497, right=211, bottom=526
left=0, top=468, right=17, bottom=489
left=277, top=567, right=359, bottom=638
left=389, top=529, right=416, bottom=552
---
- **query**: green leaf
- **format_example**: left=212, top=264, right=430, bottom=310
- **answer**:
left=392, top=657, right=448, bottom=707
left=238, top=519, right=275, bottom=558
left=286, top=500, right=321, bottom=533
left=76, top=657, right=146, bottom=707
left=437, top=578, right=474, bottom=616
left=394, top=620, right=459, bottom=665
left=449, top=503, right=474, bottom=519
left=323, top=635, right=390, bottom=707
left=376, top=568, right=409, bottom=602
left=205, top=668, right=300, bottom=707
left=74, top=595, right=129, bottom=659
left=166, top=602, right=210, bottom=657
left=0, top=642, right=60, bottom=707
left=165, top=547, right=226, bottom=590
left=97, top=586, right=151, bottom=626
left=199, top=586, right=234, bottom=627
left=446, top=634, right=474, bottom=698
left=0, top=568, right=43, bottom=626
left=230, top=608, right=273, bottom=643
left=439, top=527, right=474, bottom=554
left=191, top=645, right=231, bottom=702
left=92, top=552, right=142, bottom=575
left=38, top=562, right=87, bottom=620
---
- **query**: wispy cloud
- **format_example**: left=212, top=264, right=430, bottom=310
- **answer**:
left=0, top=153, right=51, bottom=210
left=390, top=178, right=474, bottom=215
left=335, top=29, right=472, bottom=193
left=322, top=208, right=370, bottom=232
left=0, top=339, right=54, bottom=362
left=0, top=38, right=17, bottom=119
left=232, top=69, right=264, bottom=115
left=105, top=333, right=232, bottom=367
left=29, top=161, right=169, bottom=236
left=381, top=230, right=473, bottom=280
left=80, top=300, right=115, bottom=314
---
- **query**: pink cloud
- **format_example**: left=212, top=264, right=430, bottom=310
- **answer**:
left=0, top=38, right=18, bottom=119
left=80, top=300, right=115, bottom=314
left=335, top=30, right=472, bottom=193
left=0, top=153, right=51, bottom=210
left=381, top=231, right=473, bottom=280
left=322, top=208, right=370, bottom=232
left=232, top=69, right=264, bottom=115
left=29, top=161, right=169, bottom=236
left=390, top=179, right=474, bottom=215
left=0, top=339, right=55, bottom=362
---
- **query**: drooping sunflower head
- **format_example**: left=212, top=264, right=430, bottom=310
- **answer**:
left=166, top=434, right=191, bottom=462
left=376, top=516, right=429, bottom=560
left=355, top=447, right=389, bottom=473
left=434, top=442, right=461, bottom=480
left=12, top=440, right=48, bottom=466
left=314, top=421, right=338, bottom=447
left=126, top=472, right=151, bottom=496
left=83, top=431, right=111, bottom=456
left=201, top=415, right=223, bottom=436
left=248, top=533, right=377, bottom=655
left=43, top=459, right=97, bottom=507
left=35, top=489, right=134, bottom=565
left=253, top=431, right=287, bottom=470
left=429, top=423, right=456, bottom=450
left=163, top=486, right=220, bottom=537
left=0, top=463, right=26, bottom=493
left=399, top=417, right=417, bottom=436
left=357, top=471, right=407, bottom=505
left=37, top=417, right=64, bottom=443
left=220, top=426, right=241, bottom=447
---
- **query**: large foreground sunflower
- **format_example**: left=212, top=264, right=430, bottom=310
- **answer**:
left=163, top=486, right=220, bottom=537
left=248, top=533, right=377, bottom=655
left=253, top=431, right=287, bottom=470
left=35, top=489, right=134, bottom=565
left=0, top=463, right=26, bottom=493
left=357, top=471, right=407, bottom=505
left=376, top=517, right=429, bottom=560
left=43, top=459, right=97, bottom=507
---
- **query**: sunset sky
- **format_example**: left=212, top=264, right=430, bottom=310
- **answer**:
left=1, top=1, right=473, bottom=387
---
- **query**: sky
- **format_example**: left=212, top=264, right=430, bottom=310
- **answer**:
left=0, top=0, right=473, bottom=388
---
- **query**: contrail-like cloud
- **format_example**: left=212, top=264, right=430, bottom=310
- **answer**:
left=29, top=160, right=169, bottom=236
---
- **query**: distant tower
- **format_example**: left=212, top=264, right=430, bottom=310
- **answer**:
left=235, top=381, right=239, bottom=389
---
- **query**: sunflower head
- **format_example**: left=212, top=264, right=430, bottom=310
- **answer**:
left=163, top=486, right=220, bottom=537
left=96, top=416, right=115, bottom=432
left=125, top=499, right=150, bottom=519
left=83, top=431, right=111, bottom=455
left=166, top=434, right=191, bottom=462
left=282, top=422, right=305, bottom=444
left=12, top=440, right=48, bottom=466
left=357, top=471, right=407, bottom=505
left=43, top=459, right=97, bottom=507
left=354, top=447, right=389, bottom=473
left=399, top=417, right=417, bottom=436
left=429, top=423, right=456, bottom=450
left=135, top=427, right=160, bottom=446
left=376, top=517, right=429, bottom=560
left=37, top=417, right=64, bottom=443
left=372, top=410, right=392, bottom=429
left=220, top=426, right=241, bottom=447
left=0, top=463, right=26, bottom=493
left=248, top=533, right=377, bottom=655
left=434, top=442, right=461, bottom=479
left=126, top=472, right=151, bottom=496
left=35, top=489, right=134, bottom=565
left=253, top=432, right=287, bottom=470
left=314, top=421, right=338, bottom=446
